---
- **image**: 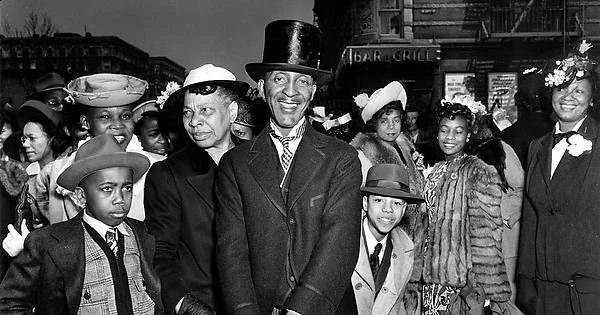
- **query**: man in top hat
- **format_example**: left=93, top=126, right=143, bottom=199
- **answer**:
left=32, top=73, right=164, bottom=225
left=216, top=20, right=362, bottom=314
left=0, top=134, right=162, bottom=314
left=144, top=64, right=248, bottom=313
left=28, top=72, right=70, bottom=112
left=352, top=164, right=423, bottom=314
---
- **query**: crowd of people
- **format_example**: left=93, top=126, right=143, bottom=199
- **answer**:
left=0, top=19, right=598, bottom=315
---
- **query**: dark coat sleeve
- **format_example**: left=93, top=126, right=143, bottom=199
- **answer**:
left=517, top=139, right=541, bottom=280
left=0, top=231, right=44, bottom=312
left=215, top=153, right=260, bottom=314
left=144, top=161, right=187, bottom=312
left=283, top=149, right=362, bottom=314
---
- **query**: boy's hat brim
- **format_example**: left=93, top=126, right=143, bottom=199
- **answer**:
left=361, top=186, right=424, bottom=203
left=57, top=134, right=150, bottom=191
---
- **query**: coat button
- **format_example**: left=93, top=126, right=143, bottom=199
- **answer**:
left=392, top=253, right=397, bottom=259
left=289, top=218, right=295, bottom=225
left=290, top=276, right=295, bottom=282
left=355, top=283, right=362, bottom=290
left=381, top=287, right=389, bottom=294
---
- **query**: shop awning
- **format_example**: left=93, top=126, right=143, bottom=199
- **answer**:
left=339, top=44, right=441, bottom=67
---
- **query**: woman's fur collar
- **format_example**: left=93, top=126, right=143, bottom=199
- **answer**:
left=351, top=132, right=413, bottom=165
left=0, top=160, right=28, bottom=197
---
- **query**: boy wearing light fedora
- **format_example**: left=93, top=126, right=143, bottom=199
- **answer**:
left=0, top=134, right=163, bottom=314
left=33, top=73, right=165, bottom=226
left=352, top=163, right=424, bottom=315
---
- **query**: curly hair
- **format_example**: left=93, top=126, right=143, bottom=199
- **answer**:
left=364, top=101, right=406, bottom=132
left=437, top=102, right=474, bottom=131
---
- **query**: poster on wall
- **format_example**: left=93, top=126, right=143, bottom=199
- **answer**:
left=444, top=73, right=476, bottom=99
left=488, top=72, right=518, bottom=130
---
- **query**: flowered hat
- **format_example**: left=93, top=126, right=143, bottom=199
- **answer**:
left=132, top=100, right=160, bottom=124
left=545, top=40, right=597, bottom=87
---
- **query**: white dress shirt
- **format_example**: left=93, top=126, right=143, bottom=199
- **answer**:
left=268, top=117, right=306, bottom=184
left=82, top=209, right=130, bottom=240
left=551, top=117, right=586, bottom=178
left=363, top=218, right=388, bottom=263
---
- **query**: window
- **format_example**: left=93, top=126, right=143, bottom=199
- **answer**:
left=379, top=0, right=402, bottom=36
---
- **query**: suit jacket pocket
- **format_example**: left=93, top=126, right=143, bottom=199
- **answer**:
left=309, top=194, right=325, bottom=208
left=79, top=283, right=110, bottom=314
left=131, top=276, right=156, bottom=314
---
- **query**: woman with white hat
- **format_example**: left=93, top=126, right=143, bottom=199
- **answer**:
left=350, top=81, right=427, bottom=314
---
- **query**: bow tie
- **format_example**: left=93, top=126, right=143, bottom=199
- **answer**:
left=552, top=131, right=578, bottom=147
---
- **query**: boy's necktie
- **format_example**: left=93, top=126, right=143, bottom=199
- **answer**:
left=369, top=243, right=382, bottom=277
left=105, top=227, right=118, bottom=255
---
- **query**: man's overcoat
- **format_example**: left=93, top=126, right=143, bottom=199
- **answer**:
left=216, top=125, right=362, bottom=315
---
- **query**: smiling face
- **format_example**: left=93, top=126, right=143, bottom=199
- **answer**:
left=363, top=194, right=407, bottom=241
left=137, top=115, right=169, bottom=155
left=438, top=116, right=470, bottom=160
left=375, top=109, right=403, bottom=143
left=182, top=89, right=237, bottom=150
left=259, top=71, right=316, bottom=136
left=77, top=167, right=133, bottom=227
left=82, top=106, right=134, bottom=150
left=552, top=78, right=594, bottom=130
left=21, top=122, right=53, bottom=164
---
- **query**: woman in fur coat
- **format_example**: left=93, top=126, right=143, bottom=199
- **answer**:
left=351, top=81, right=426, bottom=314
left=421, top=100, right=511, bottom=314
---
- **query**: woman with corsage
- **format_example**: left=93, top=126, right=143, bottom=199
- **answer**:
left=421, top=98, right=511, bottom=314
left=351, top=81, right=426, bottom=314
left=518, top=40, right=600, bottom=315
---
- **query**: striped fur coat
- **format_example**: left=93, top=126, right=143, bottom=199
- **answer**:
left=423, top=155, right=511, bottom=302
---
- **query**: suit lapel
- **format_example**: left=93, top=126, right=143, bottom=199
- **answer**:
left=248, top=130, right=287, bottom=217
left=287, top=126, right=325, bottom=209
left=184, top=146, right=217, bottom=209
left=48, top=213, right=85, bottom=314
left=356, top=227, right=375, bottom=291
left=534, top=133, right=553, bottom=191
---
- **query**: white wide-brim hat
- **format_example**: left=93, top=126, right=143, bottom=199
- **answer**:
left=132, top=100, right=159, bottom=124
left=361, top=81, right=407, bottom=123
left=67, top=73, right=148, bottom=107
left=162, top=64, right=249, bottom=111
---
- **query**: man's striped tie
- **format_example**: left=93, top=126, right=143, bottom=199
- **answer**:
left=105, top=227, right=118, bottom=256
left=269, top=124, right=305, bottom=173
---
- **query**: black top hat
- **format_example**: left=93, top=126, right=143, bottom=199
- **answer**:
left=361, top=164, right=424, bottom=203
left=246, top=20, right=332, bottom=86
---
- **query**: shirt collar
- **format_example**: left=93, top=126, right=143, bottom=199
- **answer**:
left=269, top=117, right=306, bottom=138
left=555, top=116, right=587, bottom=134
left=363, top=217, right=388, bottom=254
left=82, top=210, right=129, bottom=237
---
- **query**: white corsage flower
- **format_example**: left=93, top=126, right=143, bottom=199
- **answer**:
left=412, top=151, right=426, bottom=171
left=579, top=40, right=593, bottom=54
left=442, top=94, right=486, bottom=115
left=353, top=93, right=370, bottom=109
left=566, top=134, right=593, bottom=157
left=423, top=166, right=434, bottom=179
left=156, top=81, right=181, bottom=109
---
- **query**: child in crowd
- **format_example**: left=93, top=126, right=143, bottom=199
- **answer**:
left=352, top=163, right=424, bottom=314
left=0, top=134, right=163, bottom=314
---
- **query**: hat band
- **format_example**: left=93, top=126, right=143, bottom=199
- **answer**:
left=365, top=179, right=409, bottom=192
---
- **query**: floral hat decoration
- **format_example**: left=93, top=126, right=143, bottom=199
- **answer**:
left=156, top=81, right=181, bottom=110
left=440, top=94, right=487, bottom=118
left=545, top=40, right=597, bottom=87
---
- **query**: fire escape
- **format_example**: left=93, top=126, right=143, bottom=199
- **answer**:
left=470, top=0, right=585, bottom=99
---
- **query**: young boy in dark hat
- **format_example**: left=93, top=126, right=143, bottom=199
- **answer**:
left=352, top=163, right=424, bottom=314
left=0, top=134, right=163, bottom=314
